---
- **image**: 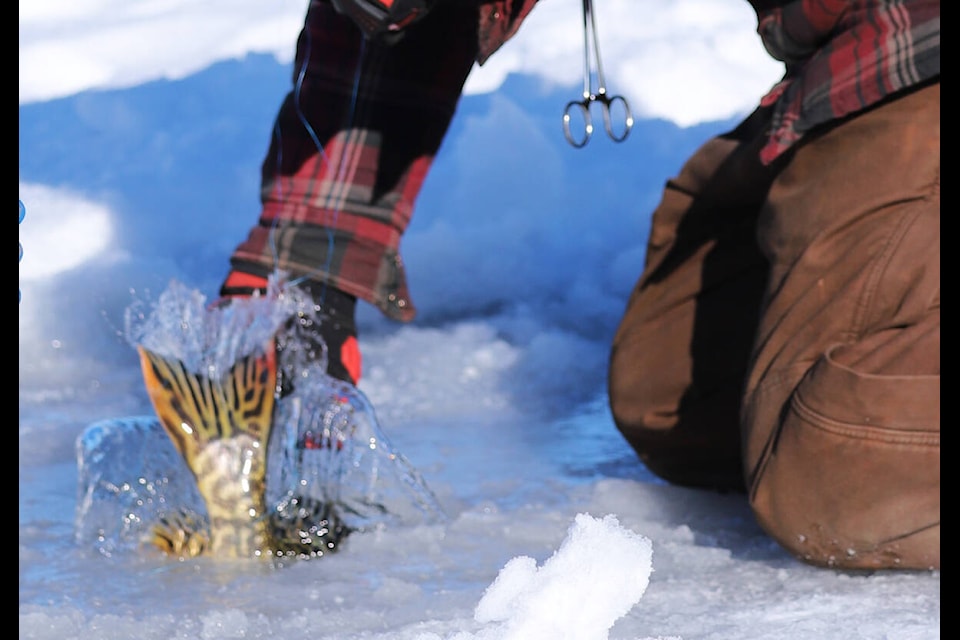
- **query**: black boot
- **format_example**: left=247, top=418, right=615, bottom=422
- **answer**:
left=220, top=270, right=361, bottom=387
left=286, top=282, right=360, bottom=386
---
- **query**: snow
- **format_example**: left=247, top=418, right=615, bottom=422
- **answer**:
left=19, top=1, right=939, bottom=639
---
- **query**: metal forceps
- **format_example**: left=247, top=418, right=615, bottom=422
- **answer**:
left=562, top=0, right=633, bottom=148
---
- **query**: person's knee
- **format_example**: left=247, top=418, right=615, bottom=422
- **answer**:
left=753, top=487, right=940, bottom=570
left=746, top=351, right=940, bottom=570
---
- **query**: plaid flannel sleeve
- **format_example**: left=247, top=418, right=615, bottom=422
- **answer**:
left=757, top=0, right=939, bottom=164
left=227, top=0, right=482, bottom=321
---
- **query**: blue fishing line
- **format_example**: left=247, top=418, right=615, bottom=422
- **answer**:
left=264, top=28, right=327, bottom=278
left=282, top=25, right=370, bottom=312
left=311, top=36, right=367, bottom=309
left=292, top=32, right=327, bottom=158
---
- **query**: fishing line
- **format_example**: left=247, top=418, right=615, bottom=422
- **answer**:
left=292, top=32, right=328, bottom=159
left=267, top=12, right=377, bottom=313
left=296, top=37, right=371, bottom=310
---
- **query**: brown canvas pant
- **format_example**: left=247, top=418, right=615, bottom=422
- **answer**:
left=608, top=82, right=939, bottom=570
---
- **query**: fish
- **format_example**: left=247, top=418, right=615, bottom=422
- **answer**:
left=137, top=341, right=349, bottom=560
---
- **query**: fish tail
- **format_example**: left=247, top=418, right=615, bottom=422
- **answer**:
left=137, top=341, right=279, bottom=557
left=136, top=342, right=277, bottom=463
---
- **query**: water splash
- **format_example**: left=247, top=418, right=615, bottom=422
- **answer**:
left=269, top=370, right=448, bottom=533
left=123, top=273, right=304, bottom=375
left=76, top=274, right=446, bottom=559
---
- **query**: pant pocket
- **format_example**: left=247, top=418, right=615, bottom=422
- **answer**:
left=750, top=344, right=939, bottom=569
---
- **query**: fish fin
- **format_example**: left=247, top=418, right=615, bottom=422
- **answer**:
left=150, top=508, right=210, bottom=558
left=136, top=341, right=278, bottom=466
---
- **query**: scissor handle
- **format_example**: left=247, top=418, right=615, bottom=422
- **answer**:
left=562, top=99, right=593, bottom=148
left=597, top=93, right=633, bottom=143
left=563, top=93, right=633, bottom=148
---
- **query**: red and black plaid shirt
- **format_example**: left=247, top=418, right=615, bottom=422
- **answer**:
left=756, top=0, right=939, bottom=163
left=226, top=0, right=939, bottom=321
